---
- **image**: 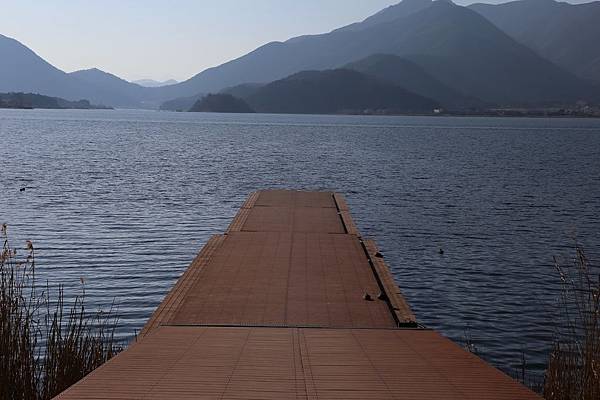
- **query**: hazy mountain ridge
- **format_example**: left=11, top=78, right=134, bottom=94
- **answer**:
left=220, top=83, right=266, bottom=100
left=133, top=79, right=179, bottom=87
left=164, top=0, right=448, bottom=96
left=345, top=54, right=484, bottom=109
left=159, top=0, right=597, bottom=106
left=0, top=34, right=156, bottom=108
left=0, top=34, right=98, bottom=102
left=2, top=0, right=600, bottom=110
left=190, top=93, right=254, bottom=113
left=242, top=68, right=438, bottom=114
left=336, top=0, right=436, bottom=33
left=159, top=93, right=204, bottom=111
left=200, top=56, right=477, bottom=112
left=68, top=68, right=150, bottom=107
left=470, top=0, right=600, bottom=82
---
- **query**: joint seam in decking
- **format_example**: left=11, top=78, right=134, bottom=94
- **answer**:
left=241, top=191, right=259, bottom=209
left=155, top=323, right=428, bottom=330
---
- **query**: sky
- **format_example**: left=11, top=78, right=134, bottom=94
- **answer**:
left=0, top=0, right=591, bottom=82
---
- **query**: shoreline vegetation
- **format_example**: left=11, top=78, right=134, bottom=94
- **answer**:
left=163, top=64, right=600, bottom=117
left=2, top=221, right=597, bottom=398
left=0, top=93, right=112, bottom=110
left=0, top=225, right=120, bottom=400
left=184, top=96, right=600, bottom=119
left=165, top=66, right=600, bottom=117
left=464, top=244, right=599, bottom=399
left=543, top=245, right=600, bottom=399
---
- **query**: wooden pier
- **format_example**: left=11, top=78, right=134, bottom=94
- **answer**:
left=54, top=190, right=541, bottom=399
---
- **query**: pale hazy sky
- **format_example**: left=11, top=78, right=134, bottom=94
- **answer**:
left=0, top=0, right=590, bottom=82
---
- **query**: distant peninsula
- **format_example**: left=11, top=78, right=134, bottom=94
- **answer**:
left=0, top=92, right=111, bottom=110
left=189, top=93, right=254, bottom=113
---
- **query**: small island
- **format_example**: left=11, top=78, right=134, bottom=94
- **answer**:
left=189, top=93, right=254, bottom=113
left=0, top=92, right=111, bottom=110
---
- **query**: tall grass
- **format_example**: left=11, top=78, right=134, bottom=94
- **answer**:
left=544, top=245, right=599, bottom=400
left=0, top=224, right=120, bottom=400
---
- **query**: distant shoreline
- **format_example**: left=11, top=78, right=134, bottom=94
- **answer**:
left=0, top=92, right=112, bottom=110
left=2, top=107, right=598, bottom=119
left=0, top=106, right=112, bottom=110
left=172, top=109, right=600, bottom=119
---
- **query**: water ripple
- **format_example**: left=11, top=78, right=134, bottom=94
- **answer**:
left=1, top=109, right=599, bottom=375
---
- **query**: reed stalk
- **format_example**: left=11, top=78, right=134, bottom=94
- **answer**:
left=0, top=224, right=120, bottom=400
left=544, top=245, right=599, bottom=400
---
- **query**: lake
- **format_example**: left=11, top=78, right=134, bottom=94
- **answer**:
left=1, top=108, right=599, bottom=376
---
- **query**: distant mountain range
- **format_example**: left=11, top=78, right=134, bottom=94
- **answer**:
left=133, top=79, right=179, bottom=87
left=470, top=0, right=600, bottom=83
left=68, top=68, right=150, bottom=107
left=345, top=54, right=483, bottom=109
left=189, top=69, right=438, bottom=114
left=2, top=0, right=600, bottom=112
left=162, top=0, right=598, bottom=107
left=159, top=93, right=204, bottom=112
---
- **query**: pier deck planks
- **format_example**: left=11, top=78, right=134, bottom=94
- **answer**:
left=54, top=190, right=541, bottom=400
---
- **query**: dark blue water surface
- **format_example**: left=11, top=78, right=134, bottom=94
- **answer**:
left=1, top=109, right=599, bottom=375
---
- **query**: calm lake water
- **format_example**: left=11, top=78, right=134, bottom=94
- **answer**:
left=1, top=109, right=599, bottom=375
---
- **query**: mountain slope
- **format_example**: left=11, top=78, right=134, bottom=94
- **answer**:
left=190, top=94, right=254, bottom=113
left=133, top=79, right=178, bottom=87
left=0, top=34, right=154, bottom=107
left=0, top=34, right=94, bottom=101
left=69, top=68, right=150, bottom=107
left=346, top=54, right=483, bottom=109
left=4, top=0, right=598, bottom=108
left=162, top=0, right=596, bottom=105
left=244, top=69, right=438, bottom=114
left=159, top=93, right=204, bottom=111
left=160, top=83, right=264, bottom=111
left=334, top=0, right=435, bottom=33
left=470, top=0, right=600, bottom=83
left=220, top=83, right=265, bottom=99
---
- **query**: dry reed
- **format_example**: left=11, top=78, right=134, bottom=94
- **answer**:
left=544, top=245, right=599, bottom=400
left=0, top=224, right=120, bottom=400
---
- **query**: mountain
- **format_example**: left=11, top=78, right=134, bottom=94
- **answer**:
left=345, top=54, right=483, bottom=109
left=213, top=57, right=476, bottom=111
left=133, top=79, right=179, bottom=87
left=189, top=93, right=254, bottom=113
left=162, top=83, right=264, bottom=111
left=4, top=0, right=599, bottom=109
left=470, top=0, right=600, bottom=83
left=68, top=68, right=150, bottom=107
left=336, top=0, right=436, bottom=32
left=160, top=0, right=597, bottom=106
left=0, top=34, right=154, bottom=107
left=159, top=93, right=204, bottom=111
left=243, top=69, right=438, bottom=114
left=0, top=34, right=96, bottom=102
left=220, top=83, right=265, bottom=99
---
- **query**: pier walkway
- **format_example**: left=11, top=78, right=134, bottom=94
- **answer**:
left=55, top=190, right=541, bottom=399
